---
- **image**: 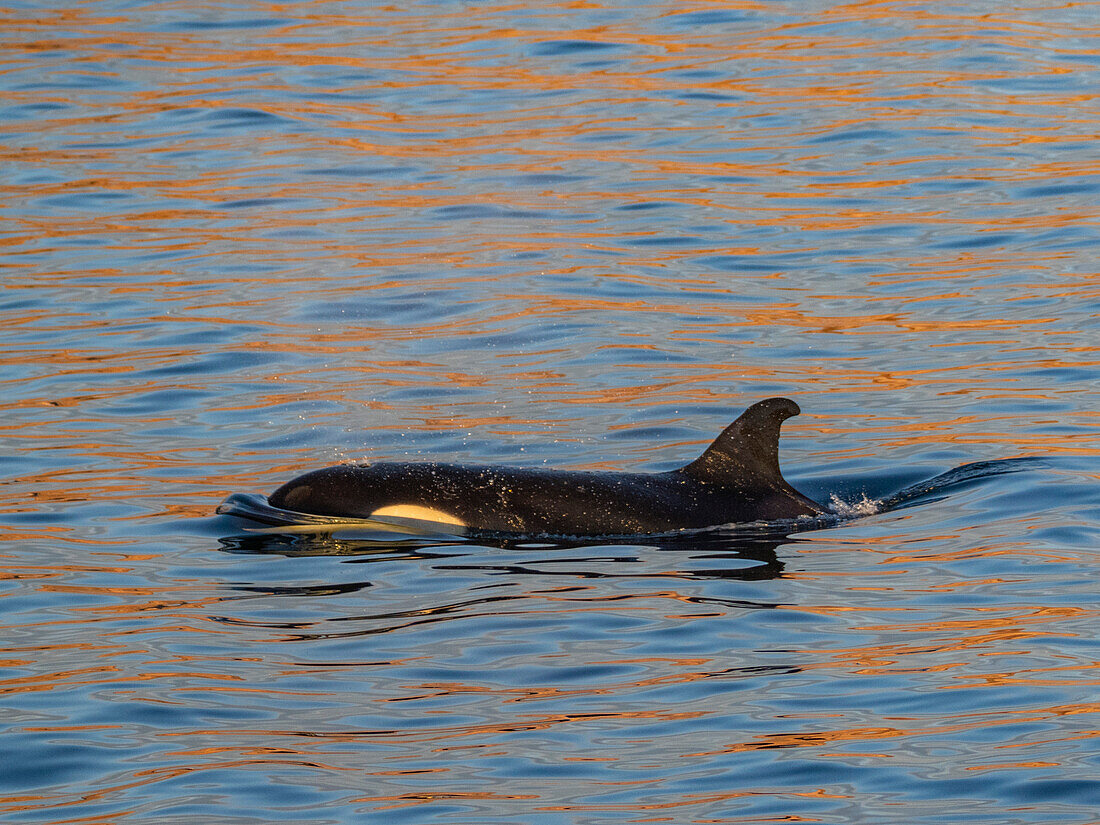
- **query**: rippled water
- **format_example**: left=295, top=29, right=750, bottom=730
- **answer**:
left=4, top=1, right=1100, bottom=823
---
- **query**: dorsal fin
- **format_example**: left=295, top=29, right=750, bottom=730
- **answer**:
left=679, top=397, right=801, bottom=487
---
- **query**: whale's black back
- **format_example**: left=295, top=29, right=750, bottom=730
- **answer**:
left=266, top=398, right=826, bottom=536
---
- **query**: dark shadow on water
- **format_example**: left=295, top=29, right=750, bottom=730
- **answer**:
left=216, top=524, right=794, bottom=584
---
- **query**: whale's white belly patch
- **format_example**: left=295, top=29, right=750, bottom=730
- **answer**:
left=370, top=504, right=466, bottom=527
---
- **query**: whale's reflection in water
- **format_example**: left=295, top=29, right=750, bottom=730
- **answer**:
left=214, top=526, right=798, bottom=646
left=218, top=524, right=793, bottom=585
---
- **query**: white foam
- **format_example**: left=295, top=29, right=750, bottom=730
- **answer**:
left=828, top=493, right=881, bottom=518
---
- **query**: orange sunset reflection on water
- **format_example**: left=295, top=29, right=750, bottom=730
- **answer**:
left=3, top=1, right=1100, bottom=823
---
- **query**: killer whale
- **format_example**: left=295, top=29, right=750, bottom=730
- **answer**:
left=248, top=397, right=828, bottom=536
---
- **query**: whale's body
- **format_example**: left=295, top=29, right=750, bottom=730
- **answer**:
left=258, top=397, right=827, bottom=536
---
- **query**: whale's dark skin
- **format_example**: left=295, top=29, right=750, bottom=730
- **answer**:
left=264, top=398, right=828, bottom=536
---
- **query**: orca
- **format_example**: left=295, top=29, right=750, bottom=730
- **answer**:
left=251, top=397, right=828, bottom=536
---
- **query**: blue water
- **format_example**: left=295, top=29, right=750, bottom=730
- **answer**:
left=3, top=1, right=1100, bottom=822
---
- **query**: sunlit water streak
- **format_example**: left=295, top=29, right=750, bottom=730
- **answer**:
left=2, top=1, right=1099, bottom=823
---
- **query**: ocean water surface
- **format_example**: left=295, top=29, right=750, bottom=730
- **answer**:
left=3, top=1, right=1099, bottom=822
